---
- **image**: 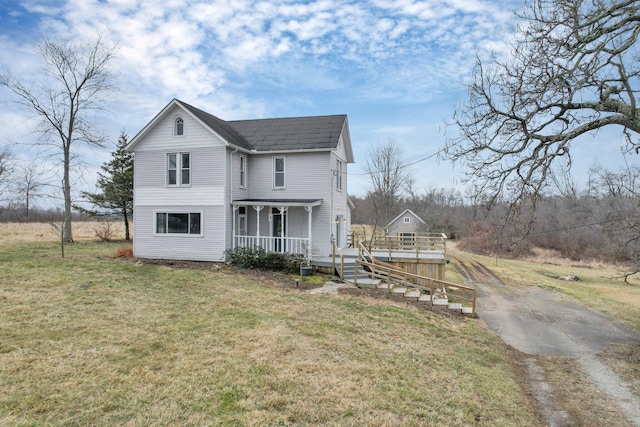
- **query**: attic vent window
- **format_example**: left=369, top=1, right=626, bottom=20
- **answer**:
left=404, top=217, right=410, bottom=223
left=175, top=117, right=184, bottom=136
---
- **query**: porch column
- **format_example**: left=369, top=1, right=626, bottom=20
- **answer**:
left=279, top=206, right=288, bottom=253
left=232, top=205, right=238, bottom=249
left=305, top=205, right=313, bottom=261
left=253, top=205, right=264, bottom=247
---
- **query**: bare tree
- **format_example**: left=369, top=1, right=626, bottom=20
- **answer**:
left=0, top=35, right=116, bottom=242
left=15, top=161, right=48, bottom=220
left=0, top=147, right=13, bottom=200
left=365, top=139, right=413, bottom=233
left=446, top=0, right=640, bottom=208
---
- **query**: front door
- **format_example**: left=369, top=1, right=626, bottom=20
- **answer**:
left=272, top=208, right=287, bottom=253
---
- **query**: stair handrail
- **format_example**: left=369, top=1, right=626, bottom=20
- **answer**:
left=357, top=240, right=475, bottom=313
left=358, top=258, right=475, bottom=312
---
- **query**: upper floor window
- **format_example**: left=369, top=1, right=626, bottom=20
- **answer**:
left=404, top=216, right=411, bottom=223
left=167, top=152, right=190, bottom=186
left=175, top=117, right=184, bottom=136
left=273, top=157, right=285, bottom=189
left=336, top=160, right=343, bottom=191
left=239, top=154, right=246, bottom=188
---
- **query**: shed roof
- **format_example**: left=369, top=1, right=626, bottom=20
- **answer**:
left=385, top=209, right=427, bottom=230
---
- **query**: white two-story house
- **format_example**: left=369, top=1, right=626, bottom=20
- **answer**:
left=126, top=99, right=355, bottom=262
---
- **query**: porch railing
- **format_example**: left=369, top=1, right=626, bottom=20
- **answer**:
left=234, top=235, right=309, bottom=256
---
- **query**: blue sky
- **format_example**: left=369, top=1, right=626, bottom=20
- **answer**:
left=0, top=0, right=617, bottom=201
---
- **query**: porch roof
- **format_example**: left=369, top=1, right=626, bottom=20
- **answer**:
left=232, top=198, right=323, bottom=207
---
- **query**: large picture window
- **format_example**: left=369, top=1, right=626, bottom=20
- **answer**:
left=273, top=157, right=285, bottom=188
left=156, top=212, right=202, bottom=235
left=167, top=152, right=190, bottom=186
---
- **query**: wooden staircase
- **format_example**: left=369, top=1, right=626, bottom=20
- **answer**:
left=336, top=243, right=476, bottom=316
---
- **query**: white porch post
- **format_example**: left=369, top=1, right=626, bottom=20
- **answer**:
left=232, top=205, right=238, bottom=249
left=278, top=206, right=287, bottom=253
left=253, top=205, right=263, bottom=247
left=305, top=205, right=312, bottom=261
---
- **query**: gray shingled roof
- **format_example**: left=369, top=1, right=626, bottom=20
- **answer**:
left=228, top=115, right=347, bottom=152
left=178, top=100, right=252, bottom=150
left=177, top=100, right=346, bottom=152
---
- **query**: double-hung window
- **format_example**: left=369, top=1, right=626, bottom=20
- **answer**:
left=273, top=157, right=285, bottom=189
left=167, top=152, right=190, bottom=186
left=156, top=212, right=202, bottom=235
left=336, top=160, right=343, bottom=191
left=239, top=155, right=246, bottom=188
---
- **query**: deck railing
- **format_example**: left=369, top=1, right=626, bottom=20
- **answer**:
left=364, top=233, right=447, bottom=259
left=234, top=235, right=309, bottom=255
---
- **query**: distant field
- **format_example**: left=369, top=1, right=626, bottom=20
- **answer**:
left=0, top=221, right=128, bottom=242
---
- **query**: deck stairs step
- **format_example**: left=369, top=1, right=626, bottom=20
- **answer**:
left=317, top=251, right=473, bottom=316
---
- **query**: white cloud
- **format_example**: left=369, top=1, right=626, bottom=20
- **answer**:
left=0, top=0, right=527, bottom=195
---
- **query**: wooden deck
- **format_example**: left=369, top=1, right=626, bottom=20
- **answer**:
left=310, top=234, right=476, bottom=315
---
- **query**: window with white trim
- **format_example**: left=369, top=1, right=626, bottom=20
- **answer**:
left=403, top=216, right=411, bottom=223
left=155, top=212, right=202, bottom=235
left=336, top=160, right=343, bottom=191
left=167, top=152, right=190, bottom=186
left=273, top=157, right=285, bottom=188
left=175, top=117, right=184, bottom=136
left=239, top=154, right=246, bottom=188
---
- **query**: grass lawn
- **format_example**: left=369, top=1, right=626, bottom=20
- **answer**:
left=0, top=240, right=539, bottom=426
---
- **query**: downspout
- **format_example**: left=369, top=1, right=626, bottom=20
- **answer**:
left=330, top=167, right=336, bottom=249
left=229, top=148, right=238, bottom=250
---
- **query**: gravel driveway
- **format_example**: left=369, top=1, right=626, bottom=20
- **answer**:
left=454, top=256, right=640, bottom=427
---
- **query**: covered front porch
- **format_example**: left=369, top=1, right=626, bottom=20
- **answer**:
left=231, top=199, right=324, bottom=259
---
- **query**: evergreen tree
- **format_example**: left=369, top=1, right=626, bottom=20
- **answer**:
left=80, top=130, right=133, bottom=240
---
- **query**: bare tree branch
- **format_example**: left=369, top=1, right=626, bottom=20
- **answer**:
left=365, top=139, right=413, bottom=229
left=446, top=0, right=640, bottom=207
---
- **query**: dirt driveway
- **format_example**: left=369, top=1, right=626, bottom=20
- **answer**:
left=452, top=254, right=640, bottom=427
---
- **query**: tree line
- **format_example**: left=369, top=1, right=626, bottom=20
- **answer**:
left=355, top=138, right=640, bottom=269
left=0, top=131, right=133, bottom=239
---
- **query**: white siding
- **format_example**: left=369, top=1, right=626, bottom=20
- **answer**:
left=245, top=152, right=334, bottom=256
left=133, top=206, right=226, bottom=261
left=131, top=108, right=229, bottom=261
left=133, top=105, right=227, bottom=152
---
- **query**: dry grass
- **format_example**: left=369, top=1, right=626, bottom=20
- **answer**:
left=0, top=240, right=539, bottom=426
left=113, top=246, right=134, bottom=259
left=0, top=221, right=129, bottom=242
